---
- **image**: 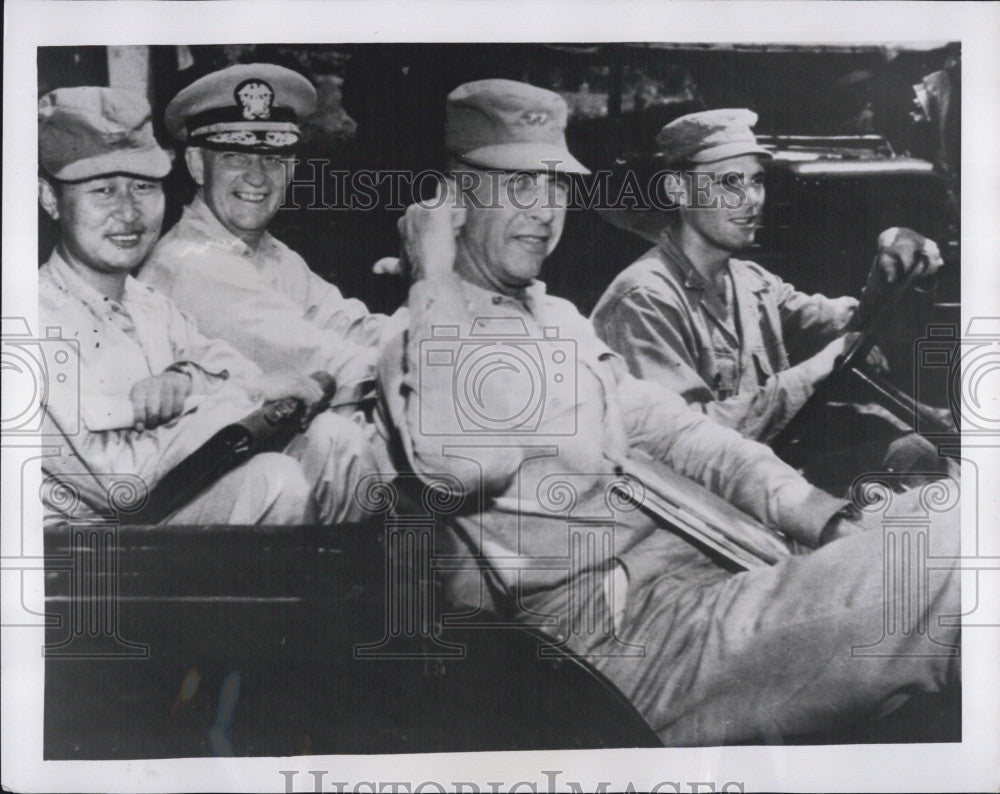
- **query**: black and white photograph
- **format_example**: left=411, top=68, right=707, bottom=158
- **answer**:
left=2, top=2, right=999, bottom=792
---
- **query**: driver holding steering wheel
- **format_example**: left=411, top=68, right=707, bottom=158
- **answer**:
left=592, top=108, right=952, bottom=494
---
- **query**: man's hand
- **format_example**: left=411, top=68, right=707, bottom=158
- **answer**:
left=819, top=504, right=867, bottom=545
left=129, top=371, right=193, bottom=431
left=819, top=515, right=867, bottom=545
left=797, top=332, right=862, bottom=387
left=397, top=177, right=466, bottom=282
left=251, top=372, right=325, bottom=407
left=874, top=227, right=944, bottom=284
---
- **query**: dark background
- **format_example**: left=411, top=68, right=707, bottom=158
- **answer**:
left=38, top=42, right=961, bottom=320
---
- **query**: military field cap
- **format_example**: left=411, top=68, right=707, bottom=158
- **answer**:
left=165, top=63, right=318, bottom=152
left=446, top=79, right=590, bottom=174
left=656, top=108, right=772, bottom=166
left=38, top=86, right=173, bottom=181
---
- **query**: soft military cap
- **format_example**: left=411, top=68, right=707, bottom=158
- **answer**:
left=165, top=63, right=318, bottom=152
left=656, top=108, right=772, bottom=165
left=446, top=79, right=589, bottom=174
left=38, top=87, right=173, bottom=181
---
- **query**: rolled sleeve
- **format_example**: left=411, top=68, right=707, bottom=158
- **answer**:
left=161, top=301, right=262, bottom=394
left=773, top=276, right=857, bottom=363
left=45, top=390, right=259, bottom=516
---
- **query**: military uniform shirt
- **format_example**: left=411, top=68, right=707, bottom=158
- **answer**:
left=141, top=196, right=385, bottom=406
left=39, top=249, right=263, bottom=519
left=592, top=228, right=857, bottom=442
left=378, top=273, right=845, bottom=600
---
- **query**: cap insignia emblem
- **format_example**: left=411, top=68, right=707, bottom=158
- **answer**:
left=235, top=79, right=275, bottom=121
left=522, top=111, right=548, bottom=125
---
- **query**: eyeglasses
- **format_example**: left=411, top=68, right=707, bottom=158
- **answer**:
left=459, top=166, right=571, bottom=207
left=216, top=151, right=296, bottom=170
left=501, top=171, right=570, bottom=205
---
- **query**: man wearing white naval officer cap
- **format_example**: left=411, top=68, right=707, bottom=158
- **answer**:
left=141, top=63, right=387, bottom=417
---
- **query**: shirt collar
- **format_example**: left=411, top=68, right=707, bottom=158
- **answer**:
left=657, top=226, right=714, bottom=291
left=657, top=226, right=740, bottom=333
left=657, top=226, right=770, bottom=296
left=184, top=194, right=276, bottom=257
left=45, top=248, right=144, bottom=316
left=459, top=277, right=550, bottom=319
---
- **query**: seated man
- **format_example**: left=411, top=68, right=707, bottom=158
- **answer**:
left=378, top=80, right=960, bottom=745
left=140, top=63, right=384, bottom=412
left=591, top=109, right=949, bottom=493
left=38, top=86, right=377, bottom=526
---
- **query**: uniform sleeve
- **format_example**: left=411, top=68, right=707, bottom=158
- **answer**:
left=770, top=270, right=857, bottom=363
left=596, top=284, right=830, bottom=443
left=378, top=275, right=529, bottom=497
left=143, top=245, right=377, bottom=402
left=157, top=293, right=263, bottom=394
left=303, top=267, right=386, bottom=349
left=612, top=362, right=844, bottom=547
left=38, top=273, right=261, bottom=518
left=44, top=391, right=260, bottom=516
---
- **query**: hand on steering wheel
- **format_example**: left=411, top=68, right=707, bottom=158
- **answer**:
left=770, top=236, right=939, bottom=453
left=874, top=227, right=944, bottom=284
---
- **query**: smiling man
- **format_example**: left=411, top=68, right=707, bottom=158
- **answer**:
left=140, top=63, right=384, bottom=413
left=379, top=81, right=961, bottom=746
left=38, top=86, right=378, bottom=527
left=591, top=109, right=951, bottom=493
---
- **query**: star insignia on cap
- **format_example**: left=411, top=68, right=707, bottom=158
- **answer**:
left=521, top=111, right=549, bottom=125
left=234, top=79, right=275, bottom=121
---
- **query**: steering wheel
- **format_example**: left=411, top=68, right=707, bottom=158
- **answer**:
left=769, top=257, right=952, bottom=455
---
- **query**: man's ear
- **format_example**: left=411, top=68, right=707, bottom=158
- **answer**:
left=661, top=171, right=689, bottom=207
left=38, top=177, right=60, bottom=221
left=184, top=147, right=206, bottom=186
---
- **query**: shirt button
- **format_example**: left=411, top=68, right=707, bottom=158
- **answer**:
left=492, top=296, right=503, bottom=305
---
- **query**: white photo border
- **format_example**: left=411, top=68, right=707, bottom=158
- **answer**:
left=3, top=1, right=999, bottom=792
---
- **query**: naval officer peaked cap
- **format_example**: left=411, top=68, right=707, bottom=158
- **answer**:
left=165, top=63, right=318, bottom=152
